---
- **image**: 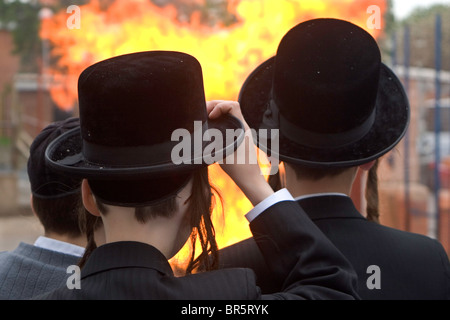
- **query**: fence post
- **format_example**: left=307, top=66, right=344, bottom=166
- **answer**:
left=404, top=24, right=411, bottom=232
left=434, top=14, right=442, bottom=241
left=391, top=30, right=397, bottom=67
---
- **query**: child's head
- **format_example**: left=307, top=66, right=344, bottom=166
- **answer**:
left=80, top=167, right=220, bottom=274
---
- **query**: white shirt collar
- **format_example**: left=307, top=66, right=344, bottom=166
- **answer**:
left=294, top=193, right=349, bottom=202
left=34, top=236, right=85, bottom=257
left=245, top=188, right=295, bottom=223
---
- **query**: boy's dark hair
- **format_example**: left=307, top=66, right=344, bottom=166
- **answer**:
left=272, top=161, right=380, bottom=223
left=269, top=164, right=349, bottom=192
left=32, top=193, right=83, bottom=237
left=27, top=117, right=83, bottom=237
left=287, top=164, right=350, bottom=181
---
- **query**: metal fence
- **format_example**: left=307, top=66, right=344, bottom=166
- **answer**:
left=392, top=14, right=450, bottom=254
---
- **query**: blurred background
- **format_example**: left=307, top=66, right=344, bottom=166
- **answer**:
left=1, top=0, right=449, bottom=257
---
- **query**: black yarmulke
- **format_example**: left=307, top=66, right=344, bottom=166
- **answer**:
left=28, top=117, right=81, bottom=199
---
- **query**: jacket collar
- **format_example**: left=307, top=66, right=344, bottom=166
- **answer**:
left=296, top=195, right=367, bottom=221
left=81, top=241, right=174, bottom=279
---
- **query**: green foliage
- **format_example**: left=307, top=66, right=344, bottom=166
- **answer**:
left=384, top=0, right=395, bottom=33
left=403, top=4, right=450, bottom=23
left=0, top=0, right=42, bottom=72
left=0, top=136, right=11, bottom=146
left=392, top=4, right=450, bottom=70
left=0, top=0, right=89, bottom=72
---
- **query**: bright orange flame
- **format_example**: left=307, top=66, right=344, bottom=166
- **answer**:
left=40, top=0, right=386, bottom=109
left=40, top=0, right=387, bottom=269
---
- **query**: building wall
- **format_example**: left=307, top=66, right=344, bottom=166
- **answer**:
left=0, top=30, right=21, bottom=215
left=0, top=30, right=20, bottom=138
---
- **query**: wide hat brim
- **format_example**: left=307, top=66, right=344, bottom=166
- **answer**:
left=239, top=57, right=410, bottom=167
left=45, top=114, right=244, bottom=180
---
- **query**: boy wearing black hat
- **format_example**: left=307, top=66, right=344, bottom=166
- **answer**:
left=219, top=18, right=450, bottom=300
left=0, top=118, right=86, bottom=299
left=38, top=50, right=359, bottom=300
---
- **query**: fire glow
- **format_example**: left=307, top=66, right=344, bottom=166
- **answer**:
left=40, top=0, right=386, bottom=269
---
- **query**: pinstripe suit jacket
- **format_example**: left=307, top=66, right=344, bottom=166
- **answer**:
left=36, top=200, right=359, bottom=300
left=218, top=196, right=450, bottom=300
left=0, top=242, right=81, bottom=299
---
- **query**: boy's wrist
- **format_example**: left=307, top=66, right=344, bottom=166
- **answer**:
left=237, top=174, right=274, bottom=206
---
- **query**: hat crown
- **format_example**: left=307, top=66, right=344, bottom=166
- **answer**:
left=239, top=18, right=409, bottom=167
left=44, top=51, right=245, bottom=206
left=272, top=19, right=381, bottom=135
left=78, top=51, right=207, bottom=148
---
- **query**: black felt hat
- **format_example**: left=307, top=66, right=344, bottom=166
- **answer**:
left=239, top=18, right=410, bottom=168
left=45, top=51, right=244, bottom=206
left=28, top=117, right=81, bottom=199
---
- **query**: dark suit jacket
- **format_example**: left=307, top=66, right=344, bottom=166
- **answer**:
left=37, top=200, right=358, bottom=300
left=218, top=196, right=450, bottom=300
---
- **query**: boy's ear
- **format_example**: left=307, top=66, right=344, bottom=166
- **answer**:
left=30, top=195, right=37, bottom=217
left=82, top=179, right=102, bottom=217
left=360, top=160, right=376, bottom=172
